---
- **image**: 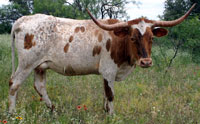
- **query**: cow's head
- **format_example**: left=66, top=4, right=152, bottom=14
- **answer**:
left=87, top=4, right=196, bottom=68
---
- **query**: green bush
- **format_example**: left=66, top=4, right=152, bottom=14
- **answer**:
left=0, top=22, right=11, bottom=34
left=154, top=17, right=200, bottom=64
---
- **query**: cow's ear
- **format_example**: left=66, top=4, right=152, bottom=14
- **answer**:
left=152, top=28, right=168, bottom=37
left=114, top=27, right=130, bottom=37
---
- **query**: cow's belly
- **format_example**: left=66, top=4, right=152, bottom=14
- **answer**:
left=48, top=61, right=99, bottom=76
left=43, top=51, right=100, bottom=76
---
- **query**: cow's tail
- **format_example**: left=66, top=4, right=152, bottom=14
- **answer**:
left=11, top=30, right=15, bottom=78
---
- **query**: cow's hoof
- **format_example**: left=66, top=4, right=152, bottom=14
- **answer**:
left=104, top=102, right=109, bottom=112
left=8, top=107, right=16, bottom=114
left=51, top=105, right=55, bottom=112
left=48, top=104, right=55, bottom=112
left=104, top=105, right=114, bottom=115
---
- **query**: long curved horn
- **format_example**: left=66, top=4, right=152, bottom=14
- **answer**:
left=86, top=9, right=129, bottom=31
left=153, top=3, right=196, bottom=27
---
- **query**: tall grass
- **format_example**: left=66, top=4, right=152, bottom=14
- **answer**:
left=0, top=34, right=199, bottom=124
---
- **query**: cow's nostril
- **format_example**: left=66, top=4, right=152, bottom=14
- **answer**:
left=141, top=61, right=145, bottom=65
left=149, top=61, right=152, bottom=65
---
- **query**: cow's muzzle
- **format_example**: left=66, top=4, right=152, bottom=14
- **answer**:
left=139, top=58, right=152, bottom=68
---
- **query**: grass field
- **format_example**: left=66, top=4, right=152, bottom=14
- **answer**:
left=0, top=34, right=200, bottom=124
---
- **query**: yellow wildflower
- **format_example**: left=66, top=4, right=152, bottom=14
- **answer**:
left=16, top=117, right=23, bottom=120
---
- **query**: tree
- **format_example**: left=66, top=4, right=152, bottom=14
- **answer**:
left=189, top=0, right=200, bottom=17
left=9, top=0, right=33, bottom=15
left=70, top=0, right=136, bottom=19
left=162, top=0, right=200, bottom=20
left=155, top=0, right=200, bottom=68
left=0, top=0, right=34, bottom=34
left=0, top=4, right=24, bottom=34
left=179, top=17, right=200, bottom=63
left=0, top=0, right=137, bottom=34
left=33, top=0, right=137, bottom=19
left=33, top=0, right=74, bottom=18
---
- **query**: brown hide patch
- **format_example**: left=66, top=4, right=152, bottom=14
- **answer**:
left=126, top=42, right=137, bottom=66
left=106, top=19, right=134, bottom=67
left=106, top=39, right=111, bottom=52
left=107, top=19, right=130, bottom=37
left=104, top=79, right=114, bottom=101
left=143, top=27, right=153, bottom=57
left=75, top=27, right=80, bottom=33
left=93, top=46, right=101, bottom=56
left=80, top=26, right=85, bottom=32
left=69, top=36, right=73, bottom=42
left=114, top=27, right=130, bottom=38
left=98, top=33, right=103, bottom=42
left=15, top=28, right=21, bottom=33
left=75, top=26, right=85, bottom=33
left=95, top=30, right=99, bottom=36
left=130, top=28, right=142, bottom=60
left=64, top=43, right=70, bottom=53
left=9, top=79, right=13, bottom=88
left=109, top=31, right=133, bottom=67
left=107, top=19, right=119, bottom=25
left=24, top=33, right=36, bottom=49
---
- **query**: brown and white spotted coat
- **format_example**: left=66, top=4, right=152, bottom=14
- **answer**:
left=8, top=4, right=196, bottom=114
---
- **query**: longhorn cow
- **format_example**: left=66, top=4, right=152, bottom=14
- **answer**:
left=9, top=4, right=196, bottom=114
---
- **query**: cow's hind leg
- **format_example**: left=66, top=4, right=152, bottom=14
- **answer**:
left=103, top=79, right=114, bottom=115
left=34, top=67, right=54, bottom=111
left=9, top=65, right=33, bottom=113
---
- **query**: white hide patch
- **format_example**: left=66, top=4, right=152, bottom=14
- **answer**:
left=132, top=20, right=153, bottom=35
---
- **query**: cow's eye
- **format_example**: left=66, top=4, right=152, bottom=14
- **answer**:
left=131, top=37, right=136, bottom=41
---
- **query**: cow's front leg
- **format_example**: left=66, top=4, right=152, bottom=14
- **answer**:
left=103, top=79, right=114, bottom=115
